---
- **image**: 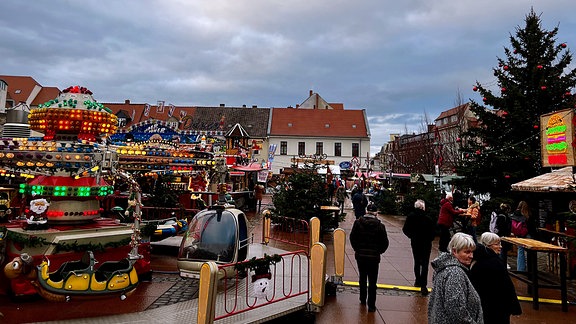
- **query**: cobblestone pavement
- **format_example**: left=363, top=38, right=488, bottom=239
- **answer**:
left=147, top=273, right=200, bottom=309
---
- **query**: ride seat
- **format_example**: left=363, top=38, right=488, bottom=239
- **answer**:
left=48, top=251, right=95, bottom=282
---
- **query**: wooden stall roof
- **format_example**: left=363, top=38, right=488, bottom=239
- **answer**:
left=511, top=166, right=576, bottom=192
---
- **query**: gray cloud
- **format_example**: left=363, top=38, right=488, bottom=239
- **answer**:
left=1, top=0, right=575, bottom=154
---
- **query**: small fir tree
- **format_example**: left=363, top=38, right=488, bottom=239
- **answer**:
left=460, top=9, right=576, bottom=196
left=271, top=162, right=331, bottom=221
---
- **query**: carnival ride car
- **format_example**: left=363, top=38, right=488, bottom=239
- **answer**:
left=4, top=250, right=139, bottom=302
left=0, top=86, right=150, bottom=298
left=145, top=216, right=188, bottom=241
left=177, top=205, right=249, bottom=279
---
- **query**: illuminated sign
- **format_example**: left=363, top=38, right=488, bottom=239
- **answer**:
left=541, top=109, right=575, bottom=167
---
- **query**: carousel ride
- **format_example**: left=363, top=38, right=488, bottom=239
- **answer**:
left=0, top=86, right=147, bottom=300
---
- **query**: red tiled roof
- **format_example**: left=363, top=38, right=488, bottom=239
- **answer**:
left=435, top=103, right=469, bottom=121
left=270, top=108, right=368, bottom=138
left=31, top=87, right=60, bottom=106
left=0, top=75, right=42, bottom=104
left=107, top=104, right=271, bottom=138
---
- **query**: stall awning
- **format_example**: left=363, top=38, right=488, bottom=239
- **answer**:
left=318, top=165, right=341, bottom=175
left=231, top=163, right=263, bottom=172
left=511, top=167, right=576, bottom=192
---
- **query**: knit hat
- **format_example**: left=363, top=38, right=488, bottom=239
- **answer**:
left=367, top=203, right=378, bottom=212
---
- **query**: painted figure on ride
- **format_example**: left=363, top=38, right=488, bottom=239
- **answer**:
left=212, top=158, right=229, bottom=184
left=188, top=171, right=208, bottom=192
left=24, top=198, right=50, bottom=230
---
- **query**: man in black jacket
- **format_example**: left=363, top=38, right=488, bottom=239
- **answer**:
left=402, top=199, right=436, bottom=295
left=351, top=188, right=369, bottom=219
left=350, top=203, right=389, bottom=312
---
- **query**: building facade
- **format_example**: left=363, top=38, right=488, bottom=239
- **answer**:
left=383, top=103, right=478, bottom=176
left=268, top=91, right=371, bottom=174
left=0, top=76, right=371, bottom=176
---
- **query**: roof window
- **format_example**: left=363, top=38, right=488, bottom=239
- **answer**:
left=325, top=123, right=330, bottom=128
left=288, top=123, right=293, bottom=127
left=352, top=124, right=357, bottom=128
left=14, top=89, right=21, bottom=94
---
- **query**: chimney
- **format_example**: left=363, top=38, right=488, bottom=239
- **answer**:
left=309, top=90, right=313, bottom=97
left=125, top=99, right=131, bottom=104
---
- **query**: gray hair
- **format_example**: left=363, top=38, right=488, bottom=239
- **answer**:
left=479, top=232, right=500, bottom=246
left=414, top=199, right=426, bottom=210
left=448, top=232, right=476, bottom=252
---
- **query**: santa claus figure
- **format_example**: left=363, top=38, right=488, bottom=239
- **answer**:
left=188, top=171, right=208, bottom=192
left=26, top=198, right=50, bottom=225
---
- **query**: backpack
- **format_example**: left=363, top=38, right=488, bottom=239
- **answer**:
left=489, top=211, right=498, bottom=234
left=511, top=218, right=528, bottom=237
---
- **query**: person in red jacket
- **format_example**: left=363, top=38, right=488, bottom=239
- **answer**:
left=437, top=193, right=465, bottom=252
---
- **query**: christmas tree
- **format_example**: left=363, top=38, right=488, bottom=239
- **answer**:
left=459, top=9, right=576, bottom=196
left=271, top=160, right=330, bottom=221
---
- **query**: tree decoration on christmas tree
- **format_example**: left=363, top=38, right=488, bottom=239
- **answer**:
left=459, top=9, right=576, bottom=195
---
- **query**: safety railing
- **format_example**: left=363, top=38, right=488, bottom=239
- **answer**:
left=213, top=250, right=310, bottom=321
left=262, top=213, right=310, bottom=252
left=197, top=242, right=328, bottom=324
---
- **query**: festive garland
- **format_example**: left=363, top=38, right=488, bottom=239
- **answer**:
left=5, top=231, right=132, bottom=253
left=234, top=253, right=282, bottom=275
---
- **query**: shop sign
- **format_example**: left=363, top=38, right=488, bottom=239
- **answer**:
left=541, top=108, right=575, bottom=167
left=339, top=161, right=351, bottom=170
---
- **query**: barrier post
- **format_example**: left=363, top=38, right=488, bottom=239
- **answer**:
left=262, top=210, right=271, bottom=244
left=332, top=228, right=345, bottom=284
left=197, top=261, right=219, bottom=324
left=310, top=242, right=327, bottom=311
left=309, top=216, right=321, bottom=251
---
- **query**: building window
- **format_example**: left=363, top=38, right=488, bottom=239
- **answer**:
left=352, top=143, right=359, bottom=157
left=316, top=142, right=323, bottom=155
left=334, top=143, right=342, bottom=156
left=280, top=141, right=287, bottom=155
left=298, top=142, right=305, bottom=155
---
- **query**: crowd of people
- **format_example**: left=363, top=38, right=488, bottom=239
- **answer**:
left=341, top=185, right=528, bottom=323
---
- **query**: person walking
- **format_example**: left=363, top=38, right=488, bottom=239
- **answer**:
left=511, top=201, right=531, bottom=271
left=466, top=196, right=481, bottom=243
left=402, top=199, right=436, bottom=295
left=428, top=232, right=483, bottom=324
left=469, top=232, right=522, bottom=324
left=351, top=189, right=368, bottom=219
left=350, top=203, right=389, bottom=313
left=494, top=203, right=513, bottom=262
left=335, top=185, right=348, bottom=214
left=254, top=183, right=265, bottom=213
left=437, top=193, right=465, bottom=252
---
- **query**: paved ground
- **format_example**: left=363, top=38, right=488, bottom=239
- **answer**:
left=0, top=195, right=575, bottom=323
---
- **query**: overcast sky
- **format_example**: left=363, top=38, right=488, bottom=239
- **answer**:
left=1, top=1, right=575, bottom=155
